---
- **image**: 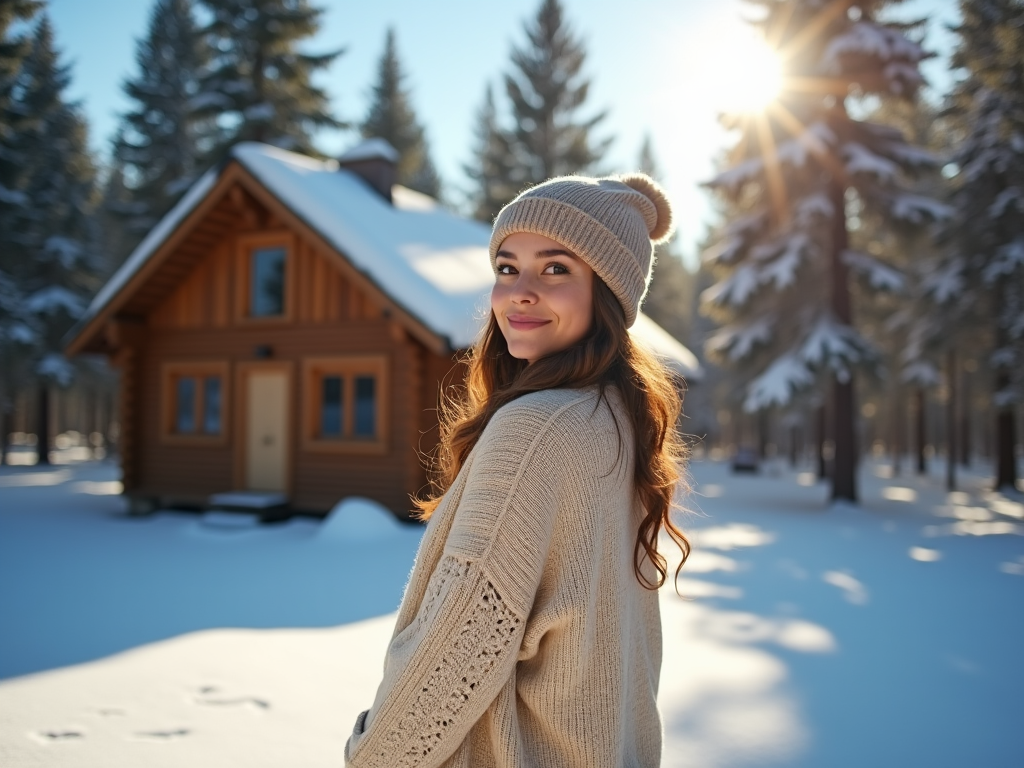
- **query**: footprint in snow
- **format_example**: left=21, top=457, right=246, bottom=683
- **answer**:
left=194, top=684, right=270, bottom=710
left=131, top=728, right=191, bottom=741
left=31, top=729, right=85, bottom=743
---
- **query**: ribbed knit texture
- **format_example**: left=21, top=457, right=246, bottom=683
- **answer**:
left=344, top=387, right=663, bottom=768
left=489, top=174, right=674, bottom=328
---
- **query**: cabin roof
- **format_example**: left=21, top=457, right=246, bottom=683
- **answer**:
left=70, top=142, right=701, bottom=378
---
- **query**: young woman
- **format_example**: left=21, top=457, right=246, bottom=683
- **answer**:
left=344, top=173, right=690, bottom=768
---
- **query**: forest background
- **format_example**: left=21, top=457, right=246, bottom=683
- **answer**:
left=0, top=0, right=1020, bottom=504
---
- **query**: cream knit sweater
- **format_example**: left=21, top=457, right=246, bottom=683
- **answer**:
left=344, top=387, right=663, bottom=768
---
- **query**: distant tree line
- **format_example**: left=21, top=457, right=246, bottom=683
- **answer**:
left=1, top=0, right=1017, bottom=501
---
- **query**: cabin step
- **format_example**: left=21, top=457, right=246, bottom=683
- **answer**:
left=207, top=491, right=290, bottom=522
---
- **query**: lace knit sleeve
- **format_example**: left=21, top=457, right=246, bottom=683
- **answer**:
left=344, top=393, right=593, bottom=768
left=345, top=554, right=524, bottom=768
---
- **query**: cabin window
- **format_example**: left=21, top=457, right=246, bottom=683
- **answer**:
left=354, top=376, right=376, bottom=437
left=303, top=356, right=387, bottom=453
left=203, top=377, right=222, bottom=433
left=321, top=375, right=343, bottom=436
left=250, top=246, right=286, bottom=317
left=235, top=232, right=293, bottom=324
left=176, top=377, right=197, bottom=433
left=161, top=362, right=230, bottom=445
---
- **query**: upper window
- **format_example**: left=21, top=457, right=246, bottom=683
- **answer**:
left=251, top=246, right=286, bottom=317
left=235, top=232, right=293, bottom=323
left=161, top=361, right=230, bottom=445
left=302, top=356, right=387, bottom=453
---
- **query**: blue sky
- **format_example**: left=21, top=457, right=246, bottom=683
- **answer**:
left=46, top=0, right=959, bottom=265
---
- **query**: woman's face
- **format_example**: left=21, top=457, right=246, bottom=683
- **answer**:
left=491, top=232, right=595, bottom=364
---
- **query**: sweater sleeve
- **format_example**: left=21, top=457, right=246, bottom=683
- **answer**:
left=344, top=398, right=585, bottom=768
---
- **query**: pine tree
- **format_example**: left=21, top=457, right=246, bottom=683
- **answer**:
left=196, top=0, right=344, bottom=160
left=107, top=0, right=209, bottom=261
left=2, top=15, right=100, bottom=462
left=0, top=0, right=42, bottom=461
left=636, top=136, right=697, bottom=347
left=701, top=0, right=947, bottom=502
left=360, top=27, right=441, bottom=198
left=464, top=83, right=518, bottom=223
left=503, top=0, right=610, bottom=185
left=928, top=0, right=1024, bottom=490
left=0, top=0, right=41, bottom=208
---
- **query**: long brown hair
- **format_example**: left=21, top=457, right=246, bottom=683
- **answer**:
left=414, top=278, right=690, bottom=590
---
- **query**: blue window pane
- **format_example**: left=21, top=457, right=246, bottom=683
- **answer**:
left=176, top=377, right=196, bottom=433
left=250, top=247, right=286, bottom=316
left=354, top=376, right=376, bottom=437
left=322, top=376, right=343, bottom=437
left=203, top=377, right=221, bottom=434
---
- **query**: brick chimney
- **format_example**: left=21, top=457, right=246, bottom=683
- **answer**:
left=338, top=138, right=399, bottom=203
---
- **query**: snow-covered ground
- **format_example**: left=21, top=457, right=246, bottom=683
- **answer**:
left=1, top=456, right=1022, bottom=767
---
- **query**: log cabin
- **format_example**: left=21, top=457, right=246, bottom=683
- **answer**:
left=65, top=140, right=700, bottom=518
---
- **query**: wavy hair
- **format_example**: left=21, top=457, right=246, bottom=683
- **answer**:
left=415, top=277, right=690, bottom=590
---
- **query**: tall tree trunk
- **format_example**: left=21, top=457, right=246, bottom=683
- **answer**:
left=789, top=424, right=799, bottom=468
left=817, top=403, right=828, bottom=480
left=994, top=374, right=1017, bottom=491
left=757, top=409, right=769, bottom=459
left=0, top=385, right=9, bottom=465
left=828, top=170, right=856, bottom=502
left=994, top=285, right=1018, bottom=490
left=891, top=385, right=902, bottom=476
left=946, top=348, right=957, bottom=492
left=36, top=384, right=50, bottom=466
left=915, top=387, right=927, bottom=475
left=960, top=365, right=972, bottom=468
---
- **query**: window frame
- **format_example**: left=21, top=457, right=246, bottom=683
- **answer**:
left=301, top=355, right=389, bottom=454
left=160, top=360, right=231, bottom=446
left=234, top=231, right=296, bottom=325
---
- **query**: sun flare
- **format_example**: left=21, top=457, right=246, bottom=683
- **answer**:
left=712, top=30, right=783, bottom=113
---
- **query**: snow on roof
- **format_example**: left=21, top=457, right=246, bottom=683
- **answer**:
left=630, top=313, right=701, bottom=378
left=338, top=137, right=400, bottom=164
left=74, top=142, right=701, bottom=379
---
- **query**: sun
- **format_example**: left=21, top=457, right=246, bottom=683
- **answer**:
left=712, top=29, right=783, bottom=113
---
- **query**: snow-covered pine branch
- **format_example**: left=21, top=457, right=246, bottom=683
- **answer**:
left=744, top=353, right=815, bottom=412
left=24, top=286, right=86, bottom=318
left=706, top=318, right=774, bottom=363
left=841, top=249, right=905, bottom=292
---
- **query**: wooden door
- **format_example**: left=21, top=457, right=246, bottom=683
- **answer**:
left=245, top=370, right=289, bottom=491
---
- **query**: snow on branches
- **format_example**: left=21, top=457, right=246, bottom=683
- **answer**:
left=24, top=286, right=86, bottom=318
left=707, top=318, right=774, bottom=362
left=889, top=193, right=953, bottom=224
left=843, top=142, right=899, bottom=183
left=743, top=314, right=874, bottom=410
left=745, top=354, right=815, bottom=412
left=822, top=20, right=928, bottom=96
left=841, top=250, right=905, bottom=291
left=36, top=352, right=75, bottom=386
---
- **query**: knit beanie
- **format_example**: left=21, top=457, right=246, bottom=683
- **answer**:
left=489, top=173, right=674, bottom=328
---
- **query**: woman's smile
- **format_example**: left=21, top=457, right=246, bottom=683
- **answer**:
left=506, top=314, right=552, bottom=330
left=492, top=232, right=595, bottom=363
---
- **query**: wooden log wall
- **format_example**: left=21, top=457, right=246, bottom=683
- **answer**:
left=114, top=348, right=138, bottom=489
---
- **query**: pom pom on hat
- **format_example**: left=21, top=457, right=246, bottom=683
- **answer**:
left=488, top=171, right=675, bottom=328
left=616, top=173, right=674, bottom=243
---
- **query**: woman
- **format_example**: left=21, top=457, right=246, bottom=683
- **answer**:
left=344, top=173, right=690, bottom=768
